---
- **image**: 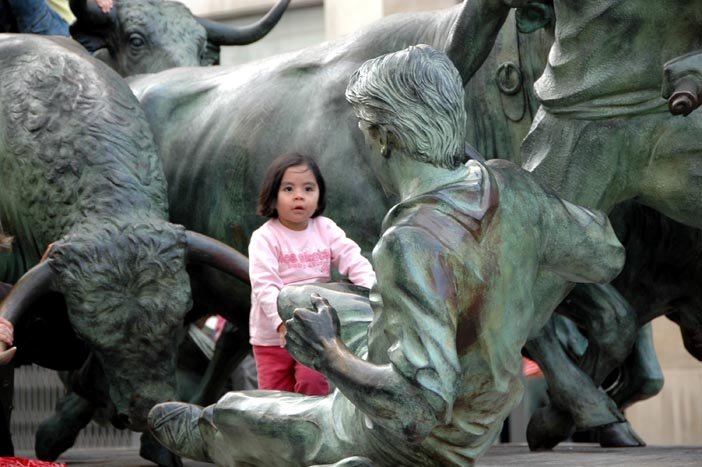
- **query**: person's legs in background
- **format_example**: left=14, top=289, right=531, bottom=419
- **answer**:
left=7, top=0, right=68, bottom=36
left=252, top=345, right=296, bottom=392
left=294, top=361, right=329, bottom=396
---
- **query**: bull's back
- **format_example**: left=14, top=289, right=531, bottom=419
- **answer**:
left=131, top=50, right=390, bottom=255
left=0, top=35, right=169, bottom=280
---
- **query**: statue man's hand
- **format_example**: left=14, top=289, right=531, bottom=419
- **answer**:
left=285, top=293, right=341, bottom=370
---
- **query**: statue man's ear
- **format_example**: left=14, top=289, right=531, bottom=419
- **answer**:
left=378, top=127, right=392, bottom=159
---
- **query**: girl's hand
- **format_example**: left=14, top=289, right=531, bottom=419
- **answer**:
left=277, top=323, right=287, bottom=348
left=0, top=317, right=15, bottom=365
left=0, top=317, right=12, bottom=348
left=40, top=242, right=56, bottom=262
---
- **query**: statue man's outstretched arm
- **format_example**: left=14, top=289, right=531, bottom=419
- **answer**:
left=287, top=301, right=439, bottom=442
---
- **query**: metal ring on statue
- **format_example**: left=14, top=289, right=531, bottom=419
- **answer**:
left=496, top=62, right=522, bottom=96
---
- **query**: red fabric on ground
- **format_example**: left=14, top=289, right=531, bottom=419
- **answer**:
left=0, top=458, right=66, bottom=467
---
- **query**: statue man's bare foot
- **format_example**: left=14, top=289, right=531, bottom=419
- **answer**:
left=596, top=421, right=646, bottom=447
left=148, top=402, right=212, bottom=462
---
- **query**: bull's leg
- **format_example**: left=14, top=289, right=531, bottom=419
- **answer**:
left=559, top=284, right=639, bottom=387
left=636, top=114, right=702, bottom=230
left=0, top=283, right=13, bottom=455
left=679, top=324, right=702, bottom=361
left=35, top=391, right=95, bottom=461
left=607, top=323, right=664, bottom=410
left=667, top=308, right=702, bottom=362
left=527, top=283, right=644, bottom=449
left=139, top=322, right=249, bottom=467
left=188, top=322, right=250, bottom=406
left=0, top=362, right=13, bottom=456
left=524, top=318, right=623, bottom=450
left=557, top=281, right=647, bottom=449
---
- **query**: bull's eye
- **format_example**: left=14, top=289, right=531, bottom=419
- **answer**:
left=128, top=33, right=145, bottom=52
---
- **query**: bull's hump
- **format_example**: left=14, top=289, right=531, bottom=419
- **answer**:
left=1, top=35, right=168, bottom=234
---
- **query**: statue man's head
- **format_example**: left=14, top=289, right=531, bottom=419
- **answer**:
left=345, top=44, right=467, bottom=169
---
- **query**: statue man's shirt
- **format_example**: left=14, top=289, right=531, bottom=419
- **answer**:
left=358, top=160, right=624, bottom=464
left=522, top=1, right=702, bottom=230
left=535, top=0, right=702, bottom=117
left=194, top=160, right=623, bottom=467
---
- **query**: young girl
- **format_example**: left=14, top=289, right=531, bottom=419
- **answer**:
left=248, top=152, right=375, bottom=395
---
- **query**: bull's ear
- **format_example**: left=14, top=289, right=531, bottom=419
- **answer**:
left=69, top=22, right=108, bottom=53
left=201, top=41, right=220, bottom=66
left=515, top=3, right=554, bottom=34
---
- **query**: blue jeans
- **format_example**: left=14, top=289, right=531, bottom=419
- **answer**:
left=7, top=0, right=68, bottom=36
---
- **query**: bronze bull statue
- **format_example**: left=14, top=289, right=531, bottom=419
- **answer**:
left=68, top=0, right=290, bottom=76
left=0, top=33, right=248, bottom=457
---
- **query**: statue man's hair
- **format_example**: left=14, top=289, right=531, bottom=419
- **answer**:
left=345, top=44, right=467, bottom=169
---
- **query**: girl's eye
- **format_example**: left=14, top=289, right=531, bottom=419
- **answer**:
left=305, top=187, right=315, bottom=192
left=282, top=186, right=293, bottom=192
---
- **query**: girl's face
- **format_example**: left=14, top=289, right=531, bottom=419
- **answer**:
left=275, top=164, right=320, bottom=231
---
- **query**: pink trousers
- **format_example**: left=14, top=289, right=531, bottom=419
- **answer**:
left=252, top=345, right=330, bottom=396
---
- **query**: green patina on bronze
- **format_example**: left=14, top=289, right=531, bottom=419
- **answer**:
left=0, top=34, right=189, bottom=435
left=147, top=45, right=625, bottom=467
left=4, top=0, right=700, bottom=463
left=0, top=35, right=248, bottom=462
left=129, top=0, right=702, bottom=459
left=68, top=0, right=290, bottom=77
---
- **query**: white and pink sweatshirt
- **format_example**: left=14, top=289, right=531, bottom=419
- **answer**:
left=248, top=216, right=376, bottom=346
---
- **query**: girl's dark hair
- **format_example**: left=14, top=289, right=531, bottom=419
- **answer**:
left=257, top=153, right=326, bottom=218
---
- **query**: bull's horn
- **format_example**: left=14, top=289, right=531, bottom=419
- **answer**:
left=69, top=0, right=116, bottom=24
left=0, top=262, right=55, bottom=364
left=196, top=0, right=290, bottom=46
left=0, top=261, right=55, bottom=324
left=185, top=231, right=249, bottom=284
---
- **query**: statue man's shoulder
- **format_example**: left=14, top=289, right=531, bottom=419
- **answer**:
left=382, top=162, right=499, bottom=243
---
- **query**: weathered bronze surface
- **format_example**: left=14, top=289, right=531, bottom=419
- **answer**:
left=68, top=0, right=290, bottom=76
left=0, top=34, right=247, bottom=460
left=147, top=45, right=625, bottom=467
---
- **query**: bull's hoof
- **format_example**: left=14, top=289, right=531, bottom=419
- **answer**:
left=140, top=431, right=183, bottom=467
left=35, top=417, right=79, bottom=461
left=147, top=402, right=210, bottom=463
left=526, top=406, right=575, bottom=451
left=596, top=421, right=646, bottom=447
left=35, top=393, right=95, bottom=461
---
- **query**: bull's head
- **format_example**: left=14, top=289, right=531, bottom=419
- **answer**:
left=0, top=221, right=248, bottom=431
left=68, top=0, right=290, bottom=76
